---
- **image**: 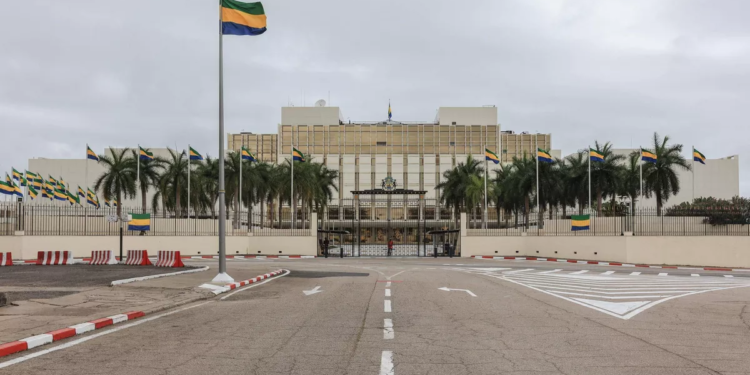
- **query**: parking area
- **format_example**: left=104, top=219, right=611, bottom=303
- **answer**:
left=0, top=265, right=197, bottom=288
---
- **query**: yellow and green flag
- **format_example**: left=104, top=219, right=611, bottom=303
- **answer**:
left=571, top=214, right=590, bottom=231
left=221, top=0, right=267, bottom=36
left=128, top=213, right=151, bottom=231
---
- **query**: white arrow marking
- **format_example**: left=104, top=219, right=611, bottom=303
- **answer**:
left=438, top=287, right=477, bottom=297
left=303, top=286, right=322, bottom=296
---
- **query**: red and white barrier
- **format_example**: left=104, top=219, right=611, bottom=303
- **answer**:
left=125, top=250, right=152, bottom=266
left=155, top=251, right=184, bottom=267
left=89, top=250, right=119, bottom=265
left=1, top=252, right=12, bottom=266
left=36, top=251, right=73, bottom=265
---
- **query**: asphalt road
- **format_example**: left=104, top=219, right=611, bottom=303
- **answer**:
left=2, top=257, right=750, bottom=375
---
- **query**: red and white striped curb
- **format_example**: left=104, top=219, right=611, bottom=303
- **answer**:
left=0, top=311, right=145, bottom=358
left=200, top=269, right=285, bottom=295
left=471, top=255, right=750, bottom=272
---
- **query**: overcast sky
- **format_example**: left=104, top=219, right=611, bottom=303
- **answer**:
left=1, top=0, right=748, bottom=196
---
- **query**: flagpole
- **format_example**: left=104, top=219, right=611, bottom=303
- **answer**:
left=137, top=145, right=141, bottom=213
left=291, top=144, right=294, bottom=229
left=691, top=145, right=695, bottom=204
left=213, top=0, right=232, bottom=283
left=588, top=145, right=591, bottom=213
left=240, top=142, right=243, bottom=230
left=188, top=145, right=191, bottom=220
left=535, top=135, right=540, bottom=227
left=639, top=147, right=643, bottom=213
left=483, top=145, right=488, bottom=230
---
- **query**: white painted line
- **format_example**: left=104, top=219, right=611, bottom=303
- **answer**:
left=385, top=281, right=392, bottom=288
left=630, top=272, right=641, bottom=276
left=20, top=334, right=53, bottom=350
left=380, top=351, right=394, bottom=375
left=691, top=274, right=700, bottom=277
left=220, top=270, right=290, bottom=300
left=384, top=300, right=392, bottom=313
left=110, top=266, right=209, bottom=286
left=385, top=289, right=391, bottom=297
left=601, top=271, right=615, bottom=275
left=383, top=319, right=394, bottom=340
left=539, top=269, right=562, bottom=274
left=725, top=275, right=734, bottom=278
left=571, top=270, right=588, bottom=275
left=504, top=269, right=535, bottom=274
left=658, top=273, right=668, bottom=277
left=0, top=302, right=210, bottom=369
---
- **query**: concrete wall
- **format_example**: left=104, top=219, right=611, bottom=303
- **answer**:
left=281, top=106, right=340, bottom=125
left=438, top=107, right=497, bottom=126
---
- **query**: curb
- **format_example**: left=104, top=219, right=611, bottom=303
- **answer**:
left=110, top=266, right=210, bottom=286
left=470, top=255, right=750, bottom=272
left=0, top=311, right=145, bottom=358
left=185, top=255, right=315, bottom=260
left=199, top=269, right=285, bottom=295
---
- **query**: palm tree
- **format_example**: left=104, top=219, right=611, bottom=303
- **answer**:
left=94, top=148, right=136, bottom=218
left=161, top=148, right=189, bottom=216
left=435, top=155, right=483, bottom=226
left=618, top=151, right=641, bottom=214
left=129, top=148, right=165, bottom=213
left=642, top=133, right=691, bottom=215
left=504, top=156, right=536, bottom=228
left=590, top=141, right=625, bottom=215
left=490, top=163, right=517, bottom=227
left=195, top=156, right=219, bottom=218
left=223, top=151, right=242, bottom=228
left=563, top=152, right=589, bottom=214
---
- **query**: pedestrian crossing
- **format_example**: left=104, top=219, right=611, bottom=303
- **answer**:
left=464, top=268, right=750, bottom=320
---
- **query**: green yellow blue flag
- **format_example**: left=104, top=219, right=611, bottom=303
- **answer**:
left=693, top=148, right=706, bottom=165
left=641, top=149, right=657, bottom=164
left=589, top=148, right=604, bottom=162
left=221, top=0, right=267, bottom=36
left=87, top=145, right=100, bottom=161
left=571, top=214, right=590, bottom=231
left=12, top=168, right=21, bottom=182
left=485, top=148, right=499, bottom=165
left=128, top=213, right=151, bottom=231
left=292, top=147, right=305, bottom=162
left=139, top=146, right=154, bottom=161
left=241, top=146, right=256, bottom=162
left=189, top=146, right=203, bottom=161
left=537, top=148, right=553, bottom=163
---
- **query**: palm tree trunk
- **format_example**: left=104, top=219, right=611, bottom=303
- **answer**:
left=247, top=203, right=253, bottom=232
left=597, top=187, right=603, bottom=216
left=278, top=194, right=283, bottom=228
left=175, top=187, right=181, bottom=218
left=562, top=203, right=567, bottom=218
left=260, top=200, right=265, bottom=229
left=141, top=186, right=147, bottom=213
left=233, top=194, right=239, bottom=229
left=524, top=196, right=530, bottom=229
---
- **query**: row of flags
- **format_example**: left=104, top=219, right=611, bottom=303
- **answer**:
left=0, top=167, right=119, bottom=209
left=482, top=146, right=709, bottom=166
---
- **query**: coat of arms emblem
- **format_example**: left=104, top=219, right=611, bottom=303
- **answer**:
left=381, top=176, right=397, bottom=192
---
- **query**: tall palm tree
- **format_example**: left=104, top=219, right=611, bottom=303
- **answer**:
left=642, top=133, right=691, bottom=215
left=161, top=148, right=189, bottom=216
left=435, top=155, right=483, bottom=225
left=94, top=148, right=136, bottom=218
left=590, top=141, right=625, bottom=215
left=195, top=156, right=219, bottom=218
left=563, top=152, right=589, bottom=214
left=223, top=151, right=242, bottom=228
left=129, top=148, right=165, bottom=213
left=504, top=156, right=536, bottom=228
left=618, top=151, right=642, bottom=214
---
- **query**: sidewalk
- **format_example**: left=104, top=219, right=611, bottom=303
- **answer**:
left=0, top=264, right=281, bottom=344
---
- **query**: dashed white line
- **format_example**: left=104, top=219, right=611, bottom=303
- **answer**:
left=630, top=272, right=642, bottom=276
left=385, top=281, right=392, bottom=288
left=691, top=274, right=700, bottom=277
left=385, top=289, right=391, bottom=297
left=571, top=270, right=588, bottom=275
left=725, top=275, right=734, bottom=278
left=384, top=300, right=392, bottom=313
left=380, top=351, right=394, bottom=375
left=658, top=273, right=668, bottom=277
left=601, top=271, right=615, bottom=275
left=504, top=269, right=535, bottom=274
left=383, top=319, right=394, bottom=339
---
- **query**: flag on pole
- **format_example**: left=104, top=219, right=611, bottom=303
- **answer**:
left=693, top=148, right=706, bottom=165
left=105, top=198, right=111, bottom=207
left=388, top=102, right=392, bottom=121
left=221, top=0, right=267, bottom=36
left=58, top=177, right=66, bottom=190
left=641, top=150, right=657, bottom=164
left=139, top=147, right=154, bottom=161
left=0, top=180, right=13, bottom=196
left=86, top=145, right=100, bottom=161
left=53, top=188, right=67, bottom=201
left=41, top=188, right=51, bottom=199
left=5, top=174, right=12, bottom=184
left=12, top=180, right=22, bottom=197
left=28, top=185, right=38, bottom=200
left=77, top=186, right=86, bottom=198
left=571, top=214, right=591, bottom=231
left=20, top=174, right=27, bottom=187
left=189, top=146, right=204, bottom=161
left=128, top=213, right=151, bottom=231
left=589, top=148, right=604, bottom=162
left=292, top=147, right=305, bottom=162
left=537, top=148, right=553, bottom=163
left=11, top=168, right=21, bottom=181
left=113, top=199, right=118, bottom=208
left=48, top=176, right=58, bottom=186
left=241, top=146, right=256, bottom=162
left=484, top=148, right=499, bottom=164
left=87, top=189, right=98, bottom=207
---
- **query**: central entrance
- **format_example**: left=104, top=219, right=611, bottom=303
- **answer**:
left=317, top=178, right=459, bottom=257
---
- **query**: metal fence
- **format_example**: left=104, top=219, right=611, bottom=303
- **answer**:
left=0, top=203, right=310, bottom=236
left=467, top=207, right=750, bottom=236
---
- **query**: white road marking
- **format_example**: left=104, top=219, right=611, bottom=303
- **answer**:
left=630, top=272, right=641, bottom=276
left=303, top=286, right=323, bottom=296
left=0, top=302, right=211, bottom=369
left=691, top=274, right=700, bottom=277
left=437, top=287, right=477, bottom=297
left=111, top=266, right=209, bottom=286
left=220, top=269, right=290, bottom=300
left=570, top=270, right=588, bottom=275
left=658, top=273, right=668, bottom=277
left=601, top=271, right=615, bottom=275
left=384, top=300, right=392, bottom=313
left=385, top=289, right=391, bottom=297
left=538, top=269, right=562, bottom=274
left=380, top=351, right=395, bottom=375
left=385, top=281, right=392, bottom=288
left=383, top=319, right=394, bottom=339
left=725, top=275, right=734, bottom=278
left=504, top=269, right=535, bottom=274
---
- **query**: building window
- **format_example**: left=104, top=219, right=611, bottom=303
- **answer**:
left=449, top=142, right=455, bottom=146
left=376, top=141, right=387, bottom=146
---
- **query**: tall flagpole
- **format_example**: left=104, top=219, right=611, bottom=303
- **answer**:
left=535, top=135, right=540, bottom=226
left=137, top=145, right=140, bottom=212
left=239, top=139, right=243, bottom=229
left=639, top=147, right=643, bottom=213
left=588, top=145, right=591, bottom=213
left=187, top=144, right=191, bottom=219
left=213, top=0, right=232, bottom=283
left=691, top=145, right=695, bottom=204
left=483, top=144, right=488, bottom=230
left=290, top=143, right=294, bottom=229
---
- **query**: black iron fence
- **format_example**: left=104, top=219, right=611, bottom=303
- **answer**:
left=467, top=207, right=750, bottom=236
left=0, top=203, right=310, bottom=236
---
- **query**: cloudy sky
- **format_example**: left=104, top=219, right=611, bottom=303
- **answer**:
left=1, top=0, right=748, bottom=195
